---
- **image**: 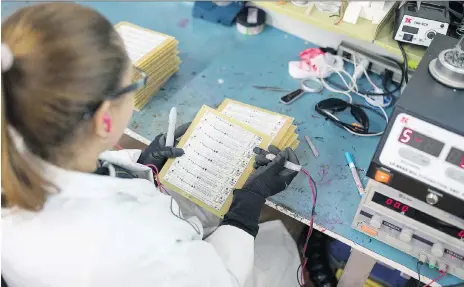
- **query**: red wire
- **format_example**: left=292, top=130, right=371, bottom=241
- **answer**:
left=423, top=270, right=447, bottom=287
left=300, top=168, right=317, bottom=286
left=334, top=0, right=345, bottom=25
left=135, top=150, right=317, bottom=286
left=144, top=164, right=167, bottom=194
left=113, top=144, right=166, bottom=193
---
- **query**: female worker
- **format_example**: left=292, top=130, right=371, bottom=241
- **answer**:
left=1, top=3, right=302, bottom=287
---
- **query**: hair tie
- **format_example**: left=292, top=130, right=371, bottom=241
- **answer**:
left=2, top=43, right=14, bottom=72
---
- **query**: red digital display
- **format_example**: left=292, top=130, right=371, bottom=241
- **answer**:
left=385, top=198, right=409, bottom=213
left=372, top=192, right=464, bottom=240
left=446, top=147, right=464, bottom=169
left=398, top=128, right=444, bottom=157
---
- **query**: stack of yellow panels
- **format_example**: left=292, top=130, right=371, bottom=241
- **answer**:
left=217, top=99, right=300, bottom=150
left=115, top=22, right=180, bottom=111
left=159, top=100, right=300, bottom=218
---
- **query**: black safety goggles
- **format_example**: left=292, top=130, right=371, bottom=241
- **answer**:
left=82, top=66, right=148, bottom=120
left=315, top=98, right=372, bottom=134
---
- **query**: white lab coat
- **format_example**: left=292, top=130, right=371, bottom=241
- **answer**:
left=2, top=149, right=301, bottom=287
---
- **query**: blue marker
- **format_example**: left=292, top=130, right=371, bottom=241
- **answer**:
left=345, top=152, right=365, bottom=196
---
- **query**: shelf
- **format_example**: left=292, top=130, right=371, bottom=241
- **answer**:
left=254, top=1, right=426, bottom=69
left=253, top=1, right=379, bottom=42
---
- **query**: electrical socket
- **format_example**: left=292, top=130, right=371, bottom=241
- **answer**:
left=337, top=41, right=412, bottom=84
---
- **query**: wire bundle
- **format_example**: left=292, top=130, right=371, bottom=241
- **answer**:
left=326, top=57, right=404, bottom=98
left=319, top=65, right=389, bottom=137
left=146, top=163, right=201, bottom=235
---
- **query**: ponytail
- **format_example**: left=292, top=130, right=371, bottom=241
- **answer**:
left=2, top=89, right=50, bottom=211
left=1, top=3, right=128, bottom=211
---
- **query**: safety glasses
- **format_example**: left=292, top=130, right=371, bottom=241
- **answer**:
left=112, top=66, right=148, bottom=100
left=83, top=66, right=148, bottom=120
left=315, top=98, right=371, bottom=134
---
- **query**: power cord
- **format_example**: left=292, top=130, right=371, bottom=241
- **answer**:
left=322, top=55, right=389, bottom=108
left=381, top=69, right=398, bottom=104
left=417, top=261, right=423, bottom=287
left=326, top=57, right=403, bottom=97
left=326, top=53, right=405, bottom=105
left=398, top=42, right=409, bottom=84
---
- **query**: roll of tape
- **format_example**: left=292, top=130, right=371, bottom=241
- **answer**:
left=236, top=7, right=265, bottom=36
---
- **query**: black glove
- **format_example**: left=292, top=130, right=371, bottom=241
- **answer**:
left=137, top=122, right=190, bottom=171
left=245, top=145, right=299, bottom=198
left=221, top=145, right=300, bottom=238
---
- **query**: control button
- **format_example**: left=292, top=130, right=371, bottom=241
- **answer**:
left=375, top=169, right=392, bottom=184
left=403, top=34, right=414, bottom=41
left=370, top=215, right=383, bottom=229
left=399, top=228, right=413, bottom=243
left=445, top=167, right=464, bottom=185
left=431, top=243, right=444, bottom=257
left=426, top=193, right=439, bottom=205
left=427, top=31, right=436, bottom=39
left=385, top=235, right=412, bottom=252
left=428, top=257, right=437, bottom=268
left=419, top=253, right=428, bottom=263
left=399, top=147, right=431, bottom=166
left=361, top=225, right=378, bottom=237
left=438, top=262, right=447, bottom=272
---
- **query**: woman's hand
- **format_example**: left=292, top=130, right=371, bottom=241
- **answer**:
left=221, top=146, right=300, bottom=237
left=137, top=123, right=190, bottom=170
left=244, top=145, right=299, bottom=198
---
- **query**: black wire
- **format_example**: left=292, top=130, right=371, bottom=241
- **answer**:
left=417, top=261, right=423, bottom=287
left=310, top=174, right=318, bottom=205
left=380, top=56, right=405, bottom=96
left=355, top=56, right=404, bottom=96
left=380, top=55, right=405, bottom=107
left=381, top=78, right=398, bottom=107
left=398, top=42, right=409, bottom=84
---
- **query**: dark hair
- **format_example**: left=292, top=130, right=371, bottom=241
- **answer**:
left=1, top=3, right=129, bottom=210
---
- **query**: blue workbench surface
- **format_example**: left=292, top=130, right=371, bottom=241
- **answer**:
left=2, top=2, right=461, bottom=286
